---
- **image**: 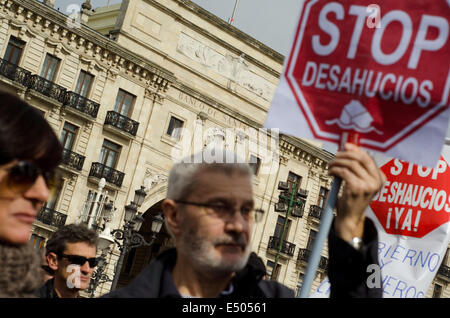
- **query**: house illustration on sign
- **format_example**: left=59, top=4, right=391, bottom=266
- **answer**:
left=325, top=100, right=383, bottom=135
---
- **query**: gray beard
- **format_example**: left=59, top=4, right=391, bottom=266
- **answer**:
left=178, top=227, right=251, bottom=277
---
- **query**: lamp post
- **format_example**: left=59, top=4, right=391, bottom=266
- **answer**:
left=87, top=201, right=115, bottom=297
left=88, top=233, right=114, bottom=297
left=87, top=177, right=106, bottom=229
left=270, top=180, right=304, bottom=280
left=110, top=186, right=164, bottom=291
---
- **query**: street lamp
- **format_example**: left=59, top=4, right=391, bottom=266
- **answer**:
left=88, top=231, right=114, bottom=297
left=270, top=180, right=305, bottom=280
left=110, top=188, right=164, bottom=291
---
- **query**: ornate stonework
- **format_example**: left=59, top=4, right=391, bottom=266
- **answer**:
left=177, top=33, right=276, bottom=101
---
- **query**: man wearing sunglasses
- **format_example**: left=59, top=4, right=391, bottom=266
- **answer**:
left=38, top=224, right=98, bottom=298
left=105, top=145, right=385, bottom=298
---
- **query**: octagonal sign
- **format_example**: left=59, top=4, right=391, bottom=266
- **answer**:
left=370, top=156, right=450, bottom=238
left=273, top=0, right=450, bottom=164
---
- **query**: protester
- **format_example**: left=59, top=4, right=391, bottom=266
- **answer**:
left=41, top=251, right=55, bottom=283
left=38, top=224, right=99, bottom=298
left=0, top=91, right=62, bottom=297
left=105, top=145, right=385, bottom=298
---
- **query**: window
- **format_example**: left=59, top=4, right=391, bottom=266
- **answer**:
left=273, top=215, right=291, bottom=239
left=60, top=122, right=78, bottom=150
left=249, top=154, right=261, bottom=176
left=99, top=139, right=121, bottom=168
left=266, top=260, right=281, bottom=280
left=74, top=70, right=94, bottom=97
left=166, top=116, right=184, bottom=139
left=287, top=172, right=301, bottom=192
left=30, top=234, right=46, bottom=250
left=306, top=229, right=317, bottom=250
left=318, top=186, right=329, bottom=208
left=432, top=284, right=442, bottom=298
left=296, top=273, right=305, bottom=297
left=40, top=54, right=60, bottom=81
left=45, top=175, right=64, bottom=210
left=81, top=190, right=108, bottom=224
left=3, top=36, right=25, bottom=65
left=114, top=89, right=135, bottom=117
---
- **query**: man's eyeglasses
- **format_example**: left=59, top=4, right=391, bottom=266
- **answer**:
left=5, top=160, right=56, bottom=191
left=59, top=254, right=99, bottom=268
left=175, top=200, right=265, bottom=222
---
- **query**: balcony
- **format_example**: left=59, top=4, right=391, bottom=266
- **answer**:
left=0, top=58, right=31, bottom=86
left=309, top=205, right=323, bottom=220
left=28, top=74, right=67, bottom=103
left=89, top=162, right=125, bottom=188
left=437, top=264, right=450, bottom=281
left=268, top=236, right=296, bottom=257
left=297, top=248, right=329, bottom=271
left=36, top=207, right=67, bottom=229
left=297, top=188, right=308, bottom=198
left=64, top=91, right=100, bottom=119
left=61, top=148, right=85, bottom=171
left=291, top=205, right=304, bottom=218
left=104, top=111, right=139, bottom=137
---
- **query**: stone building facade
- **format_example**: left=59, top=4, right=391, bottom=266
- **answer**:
left=0, top=0, right=447, bottom=297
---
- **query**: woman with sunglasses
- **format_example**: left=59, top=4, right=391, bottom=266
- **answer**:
left=0, top=91, right=62, bottom=297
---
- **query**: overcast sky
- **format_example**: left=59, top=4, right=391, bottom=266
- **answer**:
left=52, top=0, right=301, bottom=56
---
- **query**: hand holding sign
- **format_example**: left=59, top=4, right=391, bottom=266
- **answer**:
left=330, top=143, right=386, bottom=241
left=266, top=0, right=450, bottom=168
left=266, top=0, right=450, bottom=298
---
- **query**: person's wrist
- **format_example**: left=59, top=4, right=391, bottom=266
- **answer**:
left=334, top=215, right=365, bottom=242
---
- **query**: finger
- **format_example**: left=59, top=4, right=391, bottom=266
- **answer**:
left=327, top=166, right=366, bottom=193
left=329, top=157, right=372, bottom=181
left=329, top=158, right=384, bottom=194
left=335, top=146, right=381, bottom=181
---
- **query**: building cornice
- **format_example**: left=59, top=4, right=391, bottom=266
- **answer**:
left=280, top=134, right=335, bottom=170
left=136, top=0, right=283, bottom=79
left=175, top=0, right=284, bottom=62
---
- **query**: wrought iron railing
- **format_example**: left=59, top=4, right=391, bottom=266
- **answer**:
left=104, top=111, right=139, bottom=137
left=64, top=91, right=100, bottom=118
left=89, top=162, right=125, bottom=187
left=309, top=205, right=323, bottom=220
left=28, top=74, right=67, bottom=103
left=61, top=148, right=85, bottom=171
left=268, top=236, right=296, bottom=257
left=37, top=207, right=67, bottom=228
left=297, top=248, right=328, bottom=270
left=291, top=204, right=304, bottom=218
left=298, top=189, right=308, bottom=198
left=0, top=58, right=31, bottom=86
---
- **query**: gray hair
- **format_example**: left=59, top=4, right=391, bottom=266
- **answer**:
left=166, top=147, right=253, bottom=201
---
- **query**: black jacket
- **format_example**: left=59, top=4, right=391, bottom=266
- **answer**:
left=104, top=218, right=381, bottom=298
left=104, top=248, right=294, bottom=298
left=37, top=278, right=59, bottom=298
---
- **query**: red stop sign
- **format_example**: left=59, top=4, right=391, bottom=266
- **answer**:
left=370, top=156, right=450, bottom=238
left=285, top=0, right=450, bottom=151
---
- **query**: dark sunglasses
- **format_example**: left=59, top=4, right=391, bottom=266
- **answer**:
left=5, top=160, right=56, bottom=191
left=59, top=253, right=99, bottom=268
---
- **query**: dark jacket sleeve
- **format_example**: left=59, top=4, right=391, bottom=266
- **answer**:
left=328, top=217, right=382, bottom=298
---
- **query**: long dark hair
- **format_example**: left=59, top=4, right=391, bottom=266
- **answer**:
left=0, top=91, right=62, bottom=172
